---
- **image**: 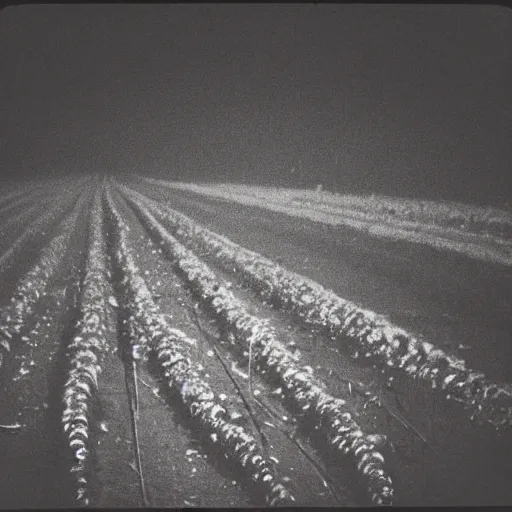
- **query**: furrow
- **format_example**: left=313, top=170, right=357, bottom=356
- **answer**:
left=121, top=184, right=512, bottom=430
left=119, top=186, right=394, bottom=506
left=0, top=188, right=53, bottom=223
left=0, top=186, right=82, bottom=275
left=0, top=202, right=46, bottom=239
left=104, top=186, right=295, bottom=507
left=61, top=190, right=110, bottom=505
left=0, top=183, right=42, bottom=210
left=0, top=192, right=88, bottom=372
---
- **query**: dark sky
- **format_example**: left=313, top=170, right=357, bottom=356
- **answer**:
left=1, top=4, right=511, bottom=205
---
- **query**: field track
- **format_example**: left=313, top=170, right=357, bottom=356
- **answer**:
left=0, top=176, right=511, bottom=507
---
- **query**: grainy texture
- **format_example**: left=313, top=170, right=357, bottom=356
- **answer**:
left=0, top=176, right=511, bottom=507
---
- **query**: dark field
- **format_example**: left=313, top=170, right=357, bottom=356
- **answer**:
left=0, top=177, right=511, bottom=507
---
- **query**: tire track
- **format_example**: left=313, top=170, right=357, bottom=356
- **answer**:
left=0, top=181, right=44, bottom=211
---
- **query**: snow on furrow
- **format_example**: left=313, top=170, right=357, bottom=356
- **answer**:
left=104, top=187, right=294, bottom=507
left=121, top=184, right=512, bottom=431
left=0, top=187, right=82, bottom=274
left=62, top=190, right=110, bottom=506
left=119, top=187, right=394, bottom=506
left=0, top=192, right=87, bottom=372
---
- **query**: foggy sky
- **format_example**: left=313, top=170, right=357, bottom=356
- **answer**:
left=1, top=4, right=511, bottom=205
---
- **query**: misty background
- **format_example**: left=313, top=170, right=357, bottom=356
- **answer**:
left=1, top=4, right=511, bottom=205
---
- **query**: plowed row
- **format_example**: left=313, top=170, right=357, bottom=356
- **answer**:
left=0, top=177, right=511, bottom=507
